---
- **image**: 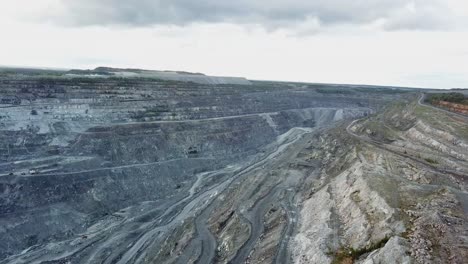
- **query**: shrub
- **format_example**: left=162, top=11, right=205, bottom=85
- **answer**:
left=332, top=237, right=390, bottom=264
left=424, top=158, right=438, bottom=164
left=426, top=93, right=467, bottom=104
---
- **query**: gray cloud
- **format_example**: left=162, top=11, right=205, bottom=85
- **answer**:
left=54, top=0, right=453, bottom=31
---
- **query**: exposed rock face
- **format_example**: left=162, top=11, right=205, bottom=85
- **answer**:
left=291, top=128, right=409, bottom=264
left=358, top=237, right=411, bottom=264
left=290, top=97, right=468, bottom=264
left=0, top=71, right=466, bottom=264
left=434, top=101, right=468, bottom=115
left=0, top=74, right=380, bottom=262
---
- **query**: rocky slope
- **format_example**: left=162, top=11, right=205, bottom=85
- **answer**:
left=434, top=101, right=468, bottom=115
left=291, top=95, right=468, bottom=264
left=1, top=69, right=466, bottom=264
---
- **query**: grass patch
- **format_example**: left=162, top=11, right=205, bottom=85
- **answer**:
left=424, top=158, right=438, bottom=164
left=361, top=120, right=399, bottom=143
left=332, top=237, right=391, bottom=264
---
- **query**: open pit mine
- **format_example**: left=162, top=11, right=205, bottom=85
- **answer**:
left=0, top=68, right=467, bottom=264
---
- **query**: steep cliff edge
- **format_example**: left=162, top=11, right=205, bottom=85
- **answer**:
left=0, top=74, right=395, bottom=263
left=292, top=95, right=468, bottom=264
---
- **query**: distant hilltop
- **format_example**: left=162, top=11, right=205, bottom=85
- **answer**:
left=67, top=67, right=251, bottom=85
left=69, top=67, right=206, bottom=76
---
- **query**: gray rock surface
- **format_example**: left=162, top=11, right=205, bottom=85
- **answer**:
left=1, top=69, right=466, bottom=264
left=358, top=237, right=411, bottom=264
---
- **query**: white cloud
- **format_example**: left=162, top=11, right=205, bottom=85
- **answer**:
left=36, top=0, right=465, bottom=32
left=0, top=0, right=467, bottom=88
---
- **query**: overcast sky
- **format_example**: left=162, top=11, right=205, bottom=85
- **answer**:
left=1, top=0, right=468, bottom=88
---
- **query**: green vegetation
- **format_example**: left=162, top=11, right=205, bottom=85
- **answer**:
left=316, top=87, right=354, bottom=94
left=362, top=119, right=400, bottom=142
left=424, top=158, right=438, bottom=164
left=353, top=87, right=412, bottom=94
left=332, top=237, right=390, bottom=264
left=425, top=92, right=467, bottom=105
left=314, top=85, right=412, bottom=96
left=0, top=68, right=66, bottom=78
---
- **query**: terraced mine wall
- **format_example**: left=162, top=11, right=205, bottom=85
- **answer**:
left=289, top=97, right=468, bottom=264
left=0, top=76, right=406, bottom=262
left=435, top=101, right=468, bottom=115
